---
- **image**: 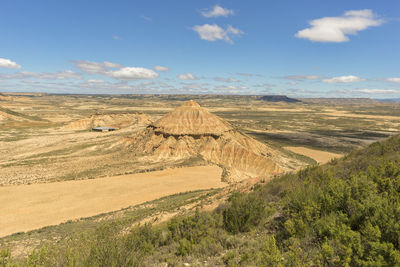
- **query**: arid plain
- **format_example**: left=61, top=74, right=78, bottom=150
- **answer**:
left=1, top=93, right=400, bottom=258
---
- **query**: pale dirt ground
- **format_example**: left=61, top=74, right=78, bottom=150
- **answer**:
left=0, top=165, right=225, bottom=238
left=284, top=146, right=343, bottom=164
left=321, top=110, right=400, bottom=121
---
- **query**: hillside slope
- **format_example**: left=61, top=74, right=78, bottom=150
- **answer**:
left=3, top=135, right=400, bottom=266
left=128, top=100, right=301, bottom=181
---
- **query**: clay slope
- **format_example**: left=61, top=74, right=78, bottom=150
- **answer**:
left=152, top=100, right=232, bottom=136
left=128, top=100, right=285, bottom=181
left=63, top=113, right=150, bottom=130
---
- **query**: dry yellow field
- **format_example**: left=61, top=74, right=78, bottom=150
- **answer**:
left=284, top=146, right=343, bottom=164
left=0, top=165, right=225, bottom=238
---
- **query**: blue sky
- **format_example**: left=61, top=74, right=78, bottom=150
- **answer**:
left=0, top=0, right=399, bottom=97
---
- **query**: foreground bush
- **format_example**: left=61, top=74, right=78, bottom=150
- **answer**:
left=223, top=192, right=265, bottom=233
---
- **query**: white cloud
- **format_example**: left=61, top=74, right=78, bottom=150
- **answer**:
left=295, top=9, right=383, bottom=42
left=192, top=24, right=243, bottom=44
left=177, top=73, right=197, bottom=80
left=385, top=77, right=400, bottom=83
left=104, top=61, right=122, bottom=68
left=216, top=85, right=248, bottom=90
left=253, top=83, right=274, bottom=89
left=0, top=58, right=21, bottom=69
left=73, top=61, right=106, bottom=74
left=87, top=79, right=104, bottom=83
left=106, top=67, right=159, bottom=80
left=236, top=73, right=254, bottom=77
left=140, top=15, right=152, bottom=22
left=72, top=60, right=122, bottom=74
left=180, top=82, right=209, bottom=90
left=226, top=25, right=241, bottom=35
left=140, top=81, right=155, bottom=86
left=154, top=65, right=170, bottom=72
left=214, top=77, right=240, bottom=83
left=201, top=5, right=234, bottom=18
left=323, top=75, right=365, bottom=83
left=283, top=75, right=324, bottom=80
left=72, top=60, right=157, bottom=81
left=112, top=36, right=122, bottom=40
left=38, top=70, right=82, bottom=80
left=0, top=70, right=82, bottom=80
left=356, top=88, right=398, bottom=94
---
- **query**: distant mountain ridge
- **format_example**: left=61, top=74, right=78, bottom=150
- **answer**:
left=260, top=95, right=301, bottom=103
left=379, top=98, right=400, bottom=102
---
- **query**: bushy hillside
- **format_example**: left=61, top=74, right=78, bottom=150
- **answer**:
left=2, top=135, right=400, bottom=266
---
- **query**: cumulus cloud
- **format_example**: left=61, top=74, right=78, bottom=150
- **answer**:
left=236, top=73, right=258, bottom=77
left=193, top=24, right=243, bottom=44
left=180, top=82, right=209, bottom=90
left=73, top=61, right=106, bottom=74
left=154, top=65, right=170, bottom=72
left=323, top=75, right=365, bottom=83
left=296, top=9, right=383, bottom=42
left=385, top=77, right=400, bottom=83
left=253, top=83, right=275, bottom=89
left=72, top=60, right=158, bottom=81
left=214, top=77, right=240, bottom=83
left=0, top=58, right=21, bottom=69
left=201, top=5, right=234, bottom=18
left=72, top=60, right=123, bottom=74
left=87, top=79, right=104, bottom=83
left=106, top=67, right=159, bottom=80
left=177, top=73, right=197, bottom=80
left=356, top=88, right=398, bottom=94
left=0, top=70, right=82, bottom=80
left=283, top=75, right=324, bottom=81
left=104, top=61, right=122, bottom=68
left=215, top=85, right=247, bottom=90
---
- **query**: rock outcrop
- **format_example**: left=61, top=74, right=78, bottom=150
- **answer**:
left=128, top=100, right=285, bottom=181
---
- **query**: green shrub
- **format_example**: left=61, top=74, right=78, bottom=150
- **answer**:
left=260, top=236, right=282, bottom=267
left=223, top=192, right=265, bottom=233
left=176, top=238, right=193, bottom=256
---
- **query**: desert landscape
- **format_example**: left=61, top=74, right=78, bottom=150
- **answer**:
left=2, top=1, right=399, bottom=265
left=1, top=94, right=400, bottom=264
left=1, top=94, right=399, bottom=250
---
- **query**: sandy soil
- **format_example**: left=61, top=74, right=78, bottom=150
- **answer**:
left=321, top=110, right=400, bottom=121
left=0, top=165, right=225, bottom=238
left=284, top=146, right=343, bottom=164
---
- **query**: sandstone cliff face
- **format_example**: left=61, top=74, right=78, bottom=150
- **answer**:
left=63, top=113, right=150, bottom=130
left=128, top=100, right=286, bottom=181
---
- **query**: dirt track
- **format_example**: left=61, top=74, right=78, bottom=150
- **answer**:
left=0, top=165, right=225, bottom=238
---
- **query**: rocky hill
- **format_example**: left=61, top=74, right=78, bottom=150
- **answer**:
left=128, top=100, right=298, bottom=181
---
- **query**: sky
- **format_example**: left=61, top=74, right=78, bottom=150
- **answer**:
left=0, top=0, right=399, bottom=98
